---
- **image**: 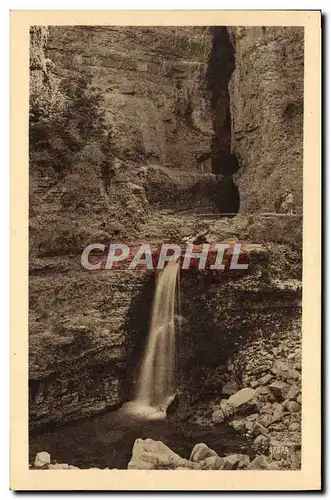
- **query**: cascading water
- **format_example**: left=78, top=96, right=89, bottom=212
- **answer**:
left=124, top=261, right=180, bottom=419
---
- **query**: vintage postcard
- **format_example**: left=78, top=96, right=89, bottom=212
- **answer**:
left=11, top=10, right=321, bottom=490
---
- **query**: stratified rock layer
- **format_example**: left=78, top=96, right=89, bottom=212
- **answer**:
left=229, top=26, right=304, bottom=213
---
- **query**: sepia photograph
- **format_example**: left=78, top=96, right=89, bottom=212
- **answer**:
left=10, top=10, right=321, bottom=491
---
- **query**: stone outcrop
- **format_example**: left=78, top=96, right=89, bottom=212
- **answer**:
left=229, top=26, right=304, bottom=213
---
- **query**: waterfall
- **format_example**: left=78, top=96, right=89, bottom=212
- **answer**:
left=124, top=261, right=180, bottom=419
left=136, top=260, right=179, bottom=408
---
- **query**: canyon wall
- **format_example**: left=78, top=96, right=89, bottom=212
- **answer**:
left=29, top=26, right=303, bottom=429
left=229, top=26, right=304, bottom=213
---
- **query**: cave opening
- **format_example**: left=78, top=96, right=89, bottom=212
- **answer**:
left=207, top=26, right=241, bottom=214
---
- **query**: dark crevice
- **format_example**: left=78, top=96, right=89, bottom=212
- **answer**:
left=207, top=26, right=241, bottom=213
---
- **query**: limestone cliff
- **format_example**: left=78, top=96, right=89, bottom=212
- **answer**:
left=229, top=26, right=304, bottom=213
left=29, top=26, right=303, bottom=430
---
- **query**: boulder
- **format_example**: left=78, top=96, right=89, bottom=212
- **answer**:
left=269, top=381, right=290, bottom=400
left=190, top=443, right=218, bottom=463
left=228, top=387, right=257, bottom=407
left=227, top=388, right=259, bottom=415
left=34, top=451, right=51, bottom=468
left=200, top=456, right=225, bottom=470
left=128, top=438, right=192, bottom=470
left=270, top=402, right=284, bottom=423
left=286, top=384, right=300, bottom=400
left=222, top=454, right=250, bottom=470
left=247, top=455, right=280, bottom=470
left=286, top=400, right=301, bottom=413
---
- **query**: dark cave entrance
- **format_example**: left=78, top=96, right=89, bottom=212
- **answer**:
left=207, top=26, right=240, bottom=214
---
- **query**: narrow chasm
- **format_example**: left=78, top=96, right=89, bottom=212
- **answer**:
left=207, top=26, right=240, bottom=214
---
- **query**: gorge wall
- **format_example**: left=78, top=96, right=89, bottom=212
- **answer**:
left=229, top=26, right=304, bottom=213
left=29, top=26, right=303, bottom=430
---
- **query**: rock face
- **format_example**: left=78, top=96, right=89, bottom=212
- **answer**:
left=229, top=26, right=304, bottom=213
left=46, top=26, right=215, bottom=171
left=29, top=25, right=303, bottom=435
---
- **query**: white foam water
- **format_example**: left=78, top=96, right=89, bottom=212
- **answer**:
left=125, top=261, right=180, bottom=419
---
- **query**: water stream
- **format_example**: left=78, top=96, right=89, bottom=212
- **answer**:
left=124, top=261, right=180, bottom=418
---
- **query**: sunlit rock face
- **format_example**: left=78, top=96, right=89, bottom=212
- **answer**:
left=229, top=26, right=304, bottom=213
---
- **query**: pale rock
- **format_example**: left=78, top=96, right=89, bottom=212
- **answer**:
left=286, top=400, right=301, bottom=413
left=251, top=421, right=269, bottom=437
left=222, top=454, right=250, bottom=470
left=128, top=438, right=187, bottom=470
left=229, top=419, right=246, bottom=433
left=286, top=384, right=300, bottom=400
left=257, top=374, right=274, bottom=386
left=250, top=380, right=259, bottom=389
left=48, top=463, right=69, bottom=469
left=247, top=455, right=279, bottom=470
left=260, top=402, right=274, bottom=414
left=200, top=456, right=225, bottom=470
left=34, top=451, right=51, bottom=468
left=228, top=387, right=257, bottom=407
left=219, top=402, right=236, bottom=419
left=296, top=394, right=302, bottom=404
left=212, top=409, right=226, bottom=424
left=190, top=443, right=218, bottom=463
left=68, top=465, right=79, bottom=469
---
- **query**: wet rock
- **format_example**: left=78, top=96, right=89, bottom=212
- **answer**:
left=222, top=454, right=250, bottom=470
left=34, top=451, right=51, bottom=468
left=228, top=387, right=257, bottom=407
left=190, top=443, right=218, bottom=463
left=269, top=380, right=290, bottom=400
